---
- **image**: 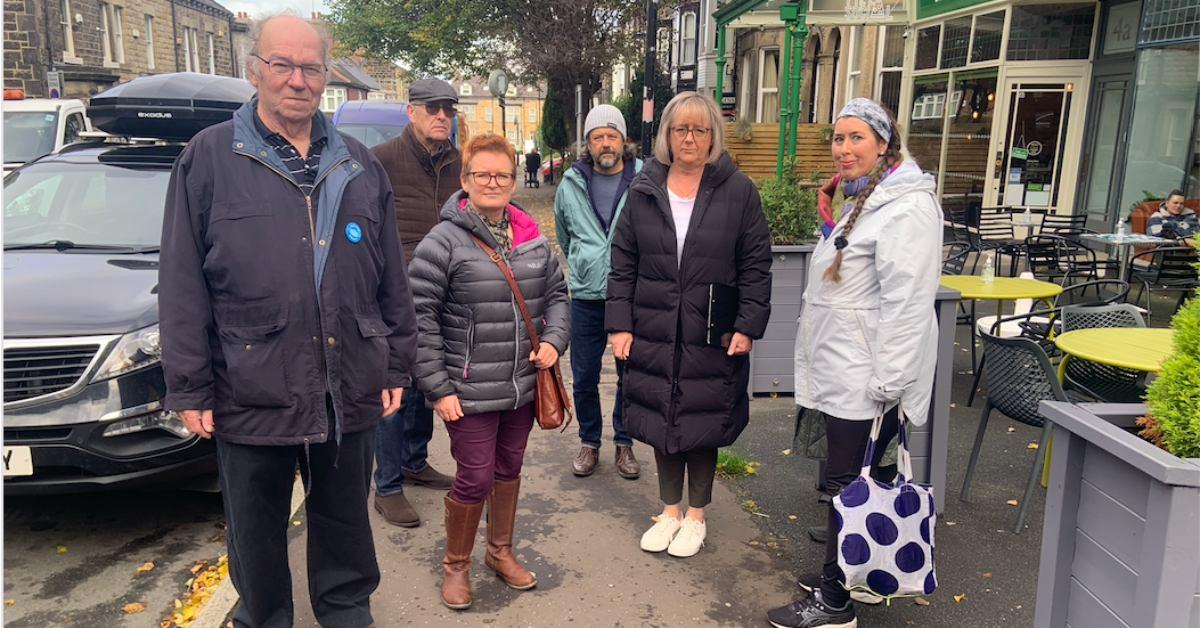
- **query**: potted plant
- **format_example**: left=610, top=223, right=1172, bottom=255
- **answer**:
left=749, top=163, right=819, bottom=395
left=1035, top=289, right=1200, bottom=628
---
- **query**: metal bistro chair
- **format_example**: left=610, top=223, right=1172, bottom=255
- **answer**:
left=1127, top=246, right=1199, bottom=326
left=960, top=330, right=1062, bottom=534
left=970, top=208, right=1025, bottom=276
left=1060, top=304, right=1149, bottom=403
left=1039, top=213, right=1088, bottom=240
left=943, top=241, right=973, bottom=275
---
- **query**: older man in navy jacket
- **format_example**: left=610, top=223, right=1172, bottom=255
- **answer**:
left=159, top=14, right=416, bottom=628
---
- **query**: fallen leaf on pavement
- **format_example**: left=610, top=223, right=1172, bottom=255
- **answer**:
left=190, top=560, right=208, bottom=575
left=914, top=597, right=930, bottom=606
left=122, top=602, right=146, bottom=614
left=1027, top=442, right=1039, bottom=449
left=945, top=521, right=957, bottom=526
left=56, top=545, right=68, bottom=554
left=982, top=572, right=993, bottom=579
left=292, top=520, right=302, bottom=527
left=5, top=599, right=14, bottom=607
left=136, top=562, right=155, bottom=574
left=787, top=515, right=798, bottom=521
left=1006, top=499, right=1019, bottom=506
left=1007, top=427, right=1016, bottom=433
left=949, top=403, right=957, bottom=408
left=781, top=449, right=792, bottom=456
left=953, top=594, right=967, bottom=603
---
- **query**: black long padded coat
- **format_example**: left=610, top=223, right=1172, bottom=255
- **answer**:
left=605, top=152, right=772, bottom=454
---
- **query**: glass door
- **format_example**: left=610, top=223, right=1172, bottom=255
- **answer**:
left=998, top=82, right=1073, bottom=209
left=1078, top=77, right=1131, bottom=230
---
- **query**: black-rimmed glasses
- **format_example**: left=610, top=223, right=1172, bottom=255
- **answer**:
left=467, top=171, right=515, bottom=186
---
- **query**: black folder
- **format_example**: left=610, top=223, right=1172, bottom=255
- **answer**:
left=706, top=283, right=739, bottom=348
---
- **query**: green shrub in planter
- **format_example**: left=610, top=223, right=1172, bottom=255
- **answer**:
left=1144, top=277, right=1200, bottom=458
left=757, top=168, right=819, bottom=246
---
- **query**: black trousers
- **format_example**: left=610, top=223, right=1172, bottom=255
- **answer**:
left=654, top=447, right=718, bottom=508
left=216, top=427, right=379, bottom=628
left=820, top=408, right=900, bottom=608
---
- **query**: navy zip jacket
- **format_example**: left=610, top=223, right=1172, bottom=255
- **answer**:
left=159, top=100, right=418, bottom=446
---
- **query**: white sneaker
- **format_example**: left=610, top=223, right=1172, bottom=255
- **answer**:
left=667, top=518, right=706, bottom=557
left=640, top=515, right=682, bottom=552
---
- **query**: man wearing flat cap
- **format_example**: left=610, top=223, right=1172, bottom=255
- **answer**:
left=370, top=78, right=462, bottom=527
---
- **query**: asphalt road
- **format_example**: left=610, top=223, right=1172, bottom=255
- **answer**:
left=3, top=488, right=227, bottom=627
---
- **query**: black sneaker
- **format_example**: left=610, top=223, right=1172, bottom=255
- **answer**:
left=767, top=590, right=857, bottom=628
left=796, top=573, right=883, bottom=605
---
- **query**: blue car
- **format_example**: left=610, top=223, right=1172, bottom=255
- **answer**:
left=332, top=100, right=411, bottom=148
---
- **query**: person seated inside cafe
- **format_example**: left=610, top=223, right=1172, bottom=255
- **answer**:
left=1146, top=190, right=1197, bottom=247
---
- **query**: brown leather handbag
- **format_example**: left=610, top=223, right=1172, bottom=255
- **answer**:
left=470, top=236, right=573, bottom=431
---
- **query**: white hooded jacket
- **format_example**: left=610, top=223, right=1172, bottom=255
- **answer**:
left=794, top=158, right=943, bottom=425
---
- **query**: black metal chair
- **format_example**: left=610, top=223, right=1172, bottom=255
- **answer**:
left=1127, top=246, right=1199, bottom=325
left=943, top=241, right=973, bottom=275
left=1059, top=304, right=1148, bottom=403
left=1024, top=235, right=1073, bottom=284
left=960, top=330, right=1062, bottom=533
left=970, top=208, right=1025, bottom=275
left=1040, top=213, right=1088, bottom=240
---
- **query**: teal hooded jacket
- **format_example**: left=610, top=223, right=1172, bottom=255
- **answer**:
left=553, top=156, right=643, bottom=300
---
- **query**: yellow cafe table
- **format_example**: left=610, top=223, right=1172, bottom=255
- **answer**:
left=1038, top=327, right=1175, bottom=485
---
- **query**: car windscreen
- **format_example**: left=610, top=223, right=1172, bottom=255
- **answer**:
left=4, top=111, right=60, bottom=164
left=3, top=162, right=170, bottom=249
left=336, top=124, right=406, bottom=148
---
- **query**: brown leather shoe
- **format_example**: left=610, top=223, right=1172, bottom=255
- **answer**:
left=484, top=478, right=537, bottom=590
left=615, top=445, right=641, bottom=480
left=404, top=464, right=455, bottom=490
left=374, top=493, right=420, bottom=528
left=572, top=446, right=598, bottom=477
left=442, top=496, right=484, bottom=610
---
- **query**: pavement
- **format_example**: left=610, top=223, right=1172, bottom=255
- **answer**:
left=279, top=183, right=1048, bottom=627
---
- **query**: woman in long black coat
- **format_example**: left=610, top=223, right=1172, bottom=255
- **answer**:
left=606, top=91, right=772, bottom=558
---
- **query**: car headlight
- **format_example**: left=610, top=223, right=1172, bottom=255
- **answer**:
left=92, top=324, right=161, bottom=382
left=102, top=410, right=191, bottom=439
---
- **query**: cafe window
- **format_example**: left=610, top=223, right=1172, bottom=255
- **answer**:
left=1140, top=0, right=1200, bottom=44
left=940, top=17, right=971, bottom=68
left=915, top=25, right=941, bottom=70
left=970, top=11, right=1005, bottom=63
left=942, top=71, right=998, bottom=210
left=908, top=76, right=949, bottom=180
left=1007, top=4, right=1096, bottom=61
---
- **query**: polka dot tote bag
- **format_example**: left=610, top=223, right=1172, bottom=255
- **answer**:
left=833, top=412, right=937, bottom=602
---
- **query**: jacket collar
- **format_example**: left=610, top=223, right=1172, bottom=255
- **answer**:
left=231, top=98, right=351, bottom=181
left=401, top=124, right=457, bottom=172
left=439, top=189, right=541, bottom=250
left=632, top=152, right=737, bottom=196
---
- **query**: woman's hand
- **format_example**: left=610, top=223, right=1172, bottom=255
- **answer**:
left=727, top=332, right=753, bottom=357
left=530, top=342, right=559, bottom=369
left=610, top=332, right=633, bottom=360
left=434, top=395, right=465, bottom=422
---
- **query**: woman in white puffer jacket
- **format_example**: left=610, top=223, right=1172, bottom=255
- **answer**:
left=769, top=99, right=943, bottom=628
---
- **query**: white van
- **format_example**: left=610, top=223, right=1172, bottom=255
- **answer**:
left=3, top=91, right=94, bottom=174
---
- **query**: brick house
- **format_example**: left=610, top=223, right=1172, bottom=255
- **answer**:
left=450, top=77, right=545, bottom=152
left=4, top=0, right=239, bottom=99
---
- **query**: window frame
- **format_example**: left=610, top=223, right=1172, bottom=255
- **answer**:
left=207, top=32, right=216, bottom=74
left=756, top=47, right=781, bottom=123
left=60, top=0, right=79, bottom=62
left=144, top=14, right=154, bottom=70
left=99, top=2, right=124, bottom=66
left=321, top=87, right=346, bottom=113
left=681, top=11, right=698, bottom=66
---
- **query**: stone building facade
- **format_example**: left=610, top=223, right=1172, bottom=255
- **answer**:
left=3, top=0, right=238, bottom=99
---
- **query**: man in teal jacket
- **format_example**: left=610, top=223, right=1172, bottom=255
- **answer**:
left=555, top=104, right=643, bottom=479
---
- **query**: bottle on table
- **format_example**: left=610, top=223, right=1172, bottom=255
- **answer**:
left=1116, top=220, right=1127, bottom=242
left=1023, top=207, right=1032, bottom=226
left=981, top=251, right=995, bottom=284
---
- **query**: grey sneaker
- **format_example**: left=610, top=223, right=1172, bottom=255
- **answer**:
left=797, top=573, right=883, bottom=605
left=766, top=590, right=857, bottom=628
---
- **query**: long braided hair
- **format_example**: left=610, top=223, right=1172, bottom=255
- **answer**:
left=822, top=119, right=903, bottom=283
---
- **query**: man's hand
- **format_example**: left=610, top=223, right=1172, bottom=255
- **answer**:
left=434, top=395, right=465, bottom=422
left=530, top=342, right=559, bottom=369
left=180, top=409, right=214, bottom=439
left=381, top=388, right=404, bottom=416
left=610, top=332, right=633, bottom=360
left=727, top=332, right=753, bottom=357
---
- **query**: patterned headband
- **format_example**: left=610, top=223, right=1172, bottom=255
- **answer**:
left=836, top=98, right=892, bottom=145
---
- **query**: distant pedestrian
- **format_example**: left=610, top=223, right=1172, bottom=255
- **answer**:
left=524, top=147, right=541, bottom=187
left=555, top=104, right=644, bottom=480
left=607, top=91, right=772, bottom=558
left=369, top=78, right=463, bottom=528
left=409, top=133, right=570, bottom=610
left=768, top=98, right=942, bottom=628
left=159, top=14, right=416, bottom=626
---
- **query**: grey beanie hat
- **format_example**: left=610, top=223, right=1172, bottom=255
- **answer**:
left=583, top=104, right=626, bottom=140
left=836, top=98, right=892, bottom=144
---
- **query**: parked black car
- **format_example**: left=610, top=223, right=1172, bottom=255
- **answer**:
left=2, top=72, right=253, bottom=494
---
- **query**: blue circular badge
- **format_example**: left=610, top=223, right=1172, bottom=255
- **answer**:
left=345, top=222, right=362, bottom=243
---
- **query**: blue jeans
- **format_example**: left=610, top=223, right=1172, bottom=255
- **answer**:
left=570, top=299, right=630, bottom=449
left=373, top=387, right=434, bottom=497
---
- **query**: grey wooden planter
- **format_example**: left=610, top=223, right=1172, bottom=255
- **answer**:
left=749, top=244, right=814, bottom=395
left=1035, top=401, right=1200, bottom=628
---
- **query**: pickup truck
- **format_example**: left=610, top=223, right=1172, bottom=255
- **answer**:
left=3, top=92, right=93, bottom=174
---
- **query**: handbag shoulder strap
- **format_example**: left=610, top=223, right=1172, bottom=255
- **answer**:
left=859, top=407, right=914, bottom=483
left=469, top=235, right=542, bottom=347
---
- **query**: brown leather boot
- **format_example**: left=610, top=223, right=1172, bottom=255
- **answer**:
left=442, top=495, right=484, bottom=610
left=484, top=478, right=537, bottom=590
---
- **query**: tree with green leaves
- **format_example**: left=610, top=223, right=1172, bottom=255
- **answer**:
left=326, top=0, right=656, bottom=142
left=614, top=68, right=676, bottom=144
left=540, top=84, right=569, bottom=154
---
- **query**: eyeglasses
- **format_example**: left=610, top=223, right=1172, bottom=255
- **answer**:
left=414, top=102, right=458, bottom=118
left=253, top=55, right=325, bottom=80
left=468, top=171, right=515, bottom=186
left=671, top=126, right=711, bottom=139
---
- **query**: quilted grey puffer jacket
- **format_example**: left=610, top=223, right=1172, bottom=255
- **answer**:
left=408, top=190, right=570, bottom=414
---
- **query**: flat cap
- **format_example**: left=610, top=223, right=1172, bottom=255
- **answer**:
left=409, top=78, right=458, bottom=104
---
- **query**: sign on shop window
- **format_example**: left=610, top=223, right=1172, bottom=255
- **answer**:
left=1103, top=3, right=1138, bottom=55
